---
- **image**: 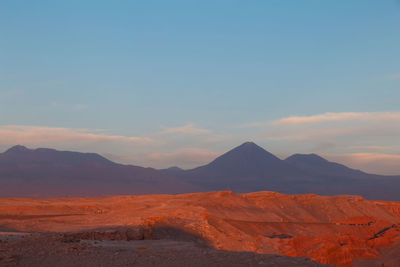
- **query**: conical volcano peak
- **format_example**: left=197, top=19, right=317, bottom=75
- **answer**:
left=229, top=142, right=279, bottom=159
left=240, top=141, right=257, bottom=147
left=236, top=141, right=260, bottom=150
left=199, top=142, right=284, bottom=174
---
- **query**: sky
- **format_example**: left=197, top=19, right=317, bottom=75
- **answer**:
left=1, top=0, right=400, bottom=174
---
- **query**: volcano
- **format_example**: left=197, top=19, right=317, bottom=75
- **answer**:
left=1, top=143, right=400, bottom=200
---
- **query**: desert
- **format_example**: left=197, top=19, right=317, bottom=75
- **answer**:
left=2, top=1, right=400, bottom=266
left=1, top=191, right=400, bottom=267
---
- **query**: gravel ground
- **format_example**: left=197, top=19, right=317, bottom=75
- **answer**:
left=0, top=233, right=332, bottom=267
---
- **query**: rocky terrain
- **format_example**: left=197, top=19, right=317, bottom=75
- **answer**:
left=1, top=191, right=400, bottom=266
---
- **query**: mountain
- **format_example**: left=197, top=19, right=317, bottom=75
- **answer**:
left=160, top=166, right=185, bottom=175
left=1, top=143, right=400, bottom=200
left=191, top=142, right=288, bottom=176
left=285, top=153, right=364, bottom=177
left=0, top=145, right=116, bottom=166
left=173, top=142, right=400, bottom=200
left=178, top=142, right=352, bottom=193
left=0, top=145, right=196, bottom=197
left=179, top=142, right=300, bottom=191
left=283, top=153, right=400, bottom=200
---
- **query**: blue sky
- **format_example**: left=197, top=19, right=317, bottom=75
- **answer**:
left=1, top=1, right=400, bottom=173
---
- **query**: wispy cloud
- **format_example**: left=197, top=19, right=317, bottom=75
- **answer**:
left=2, top=113, right=400, bottom=174
left=194, top=112, right=400, bottom=173
left=0, top=125, right=156, bottom=147
left=273, top=112, right=400, bottom=125
left=238, top=112, right=400, bottom=165
left=239, top=112, right=400, bottom=142
left=154, top=123, right=211, bottom=136
left=0, top=123, right=220, bottom=168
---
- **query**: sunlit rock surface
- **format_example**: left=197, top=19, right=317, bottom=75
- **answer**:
left=1, top=191, right=399, bottom=266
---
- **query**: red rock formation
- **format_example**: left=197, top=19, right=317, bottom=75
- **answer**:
left=1, top=191, right=400, bottom=266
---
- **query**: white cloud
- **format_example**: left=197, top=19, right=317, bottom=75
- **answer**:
left=273, top=112, right=400, bottom=125
left=248, top=112, right=400, bottom=143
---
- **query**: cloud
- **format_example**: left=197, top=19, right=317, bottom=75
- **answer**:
left=273, top=112, right=400, bottom=125
left=0, top=124, right=220, bottom=168
left=324, top=153, right=400, bottom=175
left=252, top=112, right=400, bottom=143
left=0, top=125, right=156, bottom=147
left=154, top=123, right=211, bottom=136
left=3, top=114, right=400, bottom=174
left=235, top=112, right=400, bottom=169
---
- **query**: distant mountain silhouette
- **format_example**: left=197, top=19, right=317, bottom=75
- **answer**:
left=0, top=145, right=196, bottom=197
left=1, top=145, right=115, bottom=166
left=179, top=142, right=299, bottom=191
left=285, top=153, right=365, bottom=177
left=160, top=166, right=185, bottom=176
left=191, top=142, right=287, bottom=176
left=173, top=142, right=400, bottom=200
left=1, top=143, right=400, bottom=200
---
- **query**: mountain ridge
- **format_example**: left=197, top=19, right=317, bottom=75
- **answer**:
left=1, top=145, right=116, bottom=166
left=1, top=142, right=400, bottom=200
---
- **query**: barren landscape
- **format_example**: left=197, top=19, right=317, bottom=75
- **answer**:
left=3, top=1, right=400, bottom=266
left=1, top=191, right=399, bottom=267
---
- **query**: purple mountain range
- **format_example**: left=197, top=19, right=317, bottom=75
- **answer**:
left=1, top=142, right=399, bottom=200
